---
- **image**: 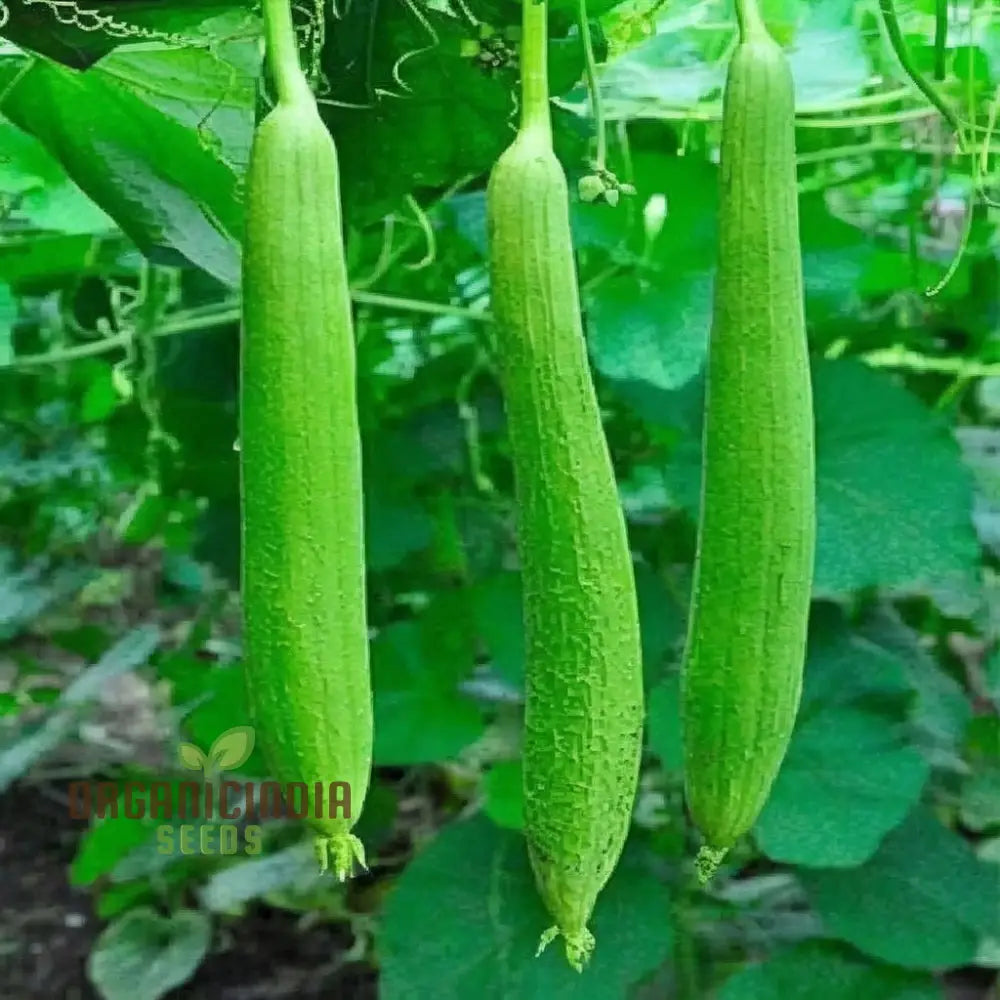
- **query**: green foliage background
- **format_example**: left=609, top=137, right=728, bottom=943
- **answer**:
left=0, top=0, right=999, bottom=997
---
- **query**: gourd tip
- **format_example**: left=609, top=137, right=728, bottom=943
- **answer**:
left=315, top=833, right=367, bottom=881
left=535, top=924, right=595, bottom=972
left=694, top=845, right=728, bottom=884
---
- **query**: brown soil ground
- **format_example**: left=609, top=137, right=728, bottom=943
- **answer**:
left=0, top=783, right=377, bottom=1000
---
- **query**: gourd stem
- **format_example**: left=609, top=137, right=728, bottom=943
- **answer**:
left=520, top=0, right=552, bottom=139
left=261, top=0, right=312, bottom=105
left=672, top=890, right=700, bottom=1000
left=734, top=0, right=766, bottom=43
left=577, top=0, right=606, bottom=170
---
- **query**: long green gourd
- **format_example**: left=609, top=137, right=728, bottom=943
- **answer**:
left=681, top=0, right=815, bottom=884
left=240, top=0, right=371, bottom=879
left=486, top=0, right=644, bottom=972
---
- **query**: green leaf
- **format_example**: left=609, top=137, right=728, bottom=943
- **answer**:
left=0, top=122, right=114, bottom=235
left=959, top=764, right=1000, bottom=832
left=0, top=284, right=14, bottom=367
left=568, top=188, right=634, bottom=253
left=574, top=31, right=724, bottom=119
left=635, top=563, right=685, bottom=680
left=80, top=363, right=123, bottom=424
left=0, top=60, right=241, bottom=285
left=379, top=815, right=671, bottom=998
left=799, top=807, right=1000, bottom=969
left=20, top=174, right=116, bottom=236
left=70, top=798, right=154, bottom=887
left=473, top=571, right=526, bottom=686
left=662, top=359, right=979, bottom=596
left=365, top=492, right=434, bottom=573
left=372, top=619, right=484, bottom=766
left=0, top=0, right=243, bottom=68
left=811, top=361, right=978, bottom=595
left=483, top=759, right=524, bottom=830
left=116, top=487, right=167, bottom=545
left=327, top=5, right=513, bottom=220
left=965, top=715, right=1000, bottom=764
left=161, top=656, right=264, bottom=776
left=775, top=606, right=974, bottom=863
left=198, top=842, right=324, bottom=913
left=586, top=271, right=710, bottom=391
left=957, top=427, right=1000, bottom=553
left=0, top=232, right=127, bottom=288
left=0, top=709, right=78, bottom=794
left=950, top=45, right=991, bottom=85
left=0, top=555, right=93, bottom=642
left=63, top=626, right=161, bottom=705
left=787, top=0, right=871, bottom=107
left=161, top=552, right=206, bottom=592
left=646, top=674, right=683, bottom=772
left=759, top=0, right=799, bottom=44
left=857, top=607, right=972, bottom=756
left=0, top=626, right=159, bottom=793
left=100, top=45, right=256, bottom=171
left=635, top=154, right=718, bottom=272
left=799, top=193, right=870, bottom=323
left=96, top=880, right=157, bottom=921
left=87, top=907, right=211, bottom=1000
left=354, top=778, right=400, bottom=853
left=799, top=603, right=913, bottom=714
left=755, top=706, right=930, bottom=867
left=718, top=939, right=944, bottom=1000
left=620, top=463, right=672, bottom=518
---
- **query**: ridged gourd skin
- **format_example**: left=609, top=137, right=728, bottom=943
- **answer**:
left=240, top=88, right=371, bottom=880
left=680, top=9, right=815, bottom=884
left=486, top=0, right=644, bottom=972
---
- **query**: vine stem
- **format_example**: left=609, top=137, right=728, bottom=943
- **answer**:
left=860, top=345, right=1000, bottom=378
left=520, top=0, right=551, bottom=138
left=261, top=0, right=312, bottom=104
left=587, top=103, right=938, bottom=128
left=352, top=290, right=490, bottom=323
left=877, top=0, right=966, bottom=151
left=8, top=292, right=492, bottom=370
left=795, top=139, right=995, bottom=166
left=456, top=353, right=496, bottom=495
left=672, top=891, right=700, bottom=1000
left=798, top=85, right=910, bottom=114
left=134, top=265, right=178, bottom=479
left=797, top=106, right=952, bottom=129
left=576, top=0, right=606, bottom=170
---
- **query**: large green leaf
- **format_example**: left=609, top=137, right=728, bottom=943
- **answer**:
left=1, top=59, right=243, bottom=285
left=87, top=907, right=211, bottom=1000
left=755, top=706, right=930, bottom=868
left=372, top=614, right=484, bottom=766
left=660, top=359, right=979, bottom=596
left=379, top=815, right=670, bottom=999
left=718, top=940, right=944, bottom=1000
left=799, top=807, right=1000, bottom=970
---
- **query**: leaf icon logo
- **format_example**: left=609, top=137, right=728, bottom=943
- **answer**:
left=178, top=742, right=208, bottom=772
left=208, top=726, right=256, bottom=771
left=178, top=727, right=255, bottom=775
